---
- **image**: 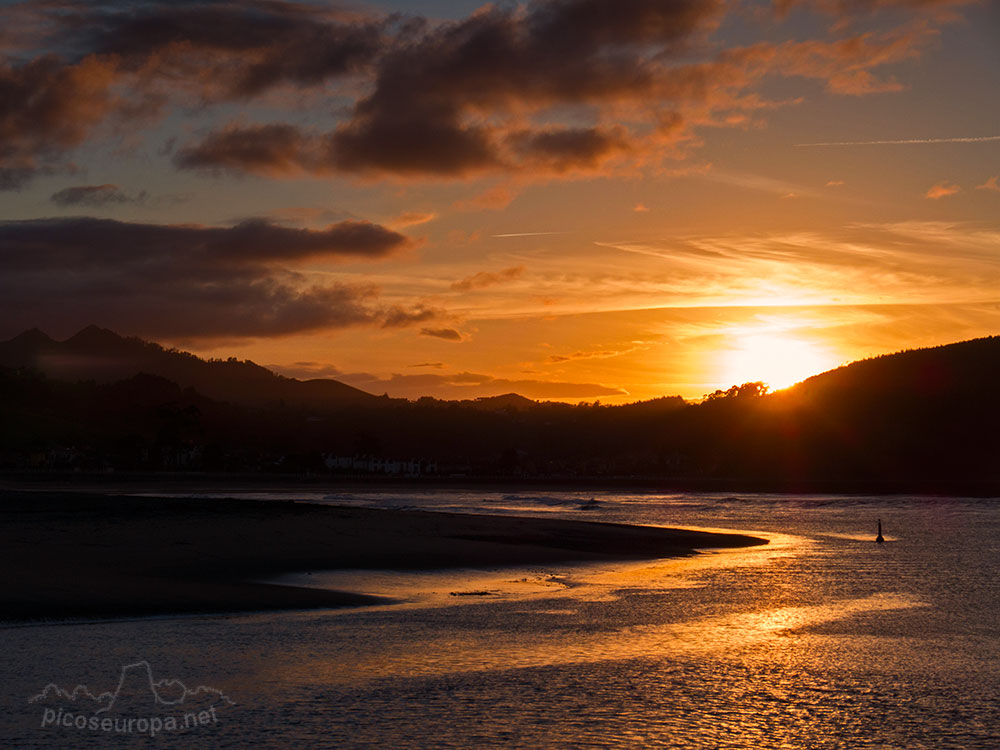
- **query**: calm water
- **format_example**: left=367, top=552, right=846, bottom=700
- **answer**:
left=3, top=491, right=1000, bottom=748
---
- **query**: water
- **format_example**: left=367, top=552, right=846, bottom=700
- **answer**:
left=3, top=491, right=999, bottom=748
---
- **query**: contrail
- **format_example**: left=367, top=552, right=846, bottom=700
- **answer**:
left=796, top=135, right=1000, bottom=147
left=492, top=231, right=569, bottom=238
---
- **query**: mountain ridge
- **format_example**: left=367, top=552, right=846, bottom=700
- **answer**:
left=1, top=327, right=997, bottom=489
left=0, top=326, right=377, bottom=410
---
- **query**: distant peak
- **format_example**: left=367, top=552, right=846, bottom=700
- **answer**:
left=474, top=392, right=537, bottom=408
left=65, top=325, right=125, bottom=345
left=484, top=392, right=534, bottom=403
left=9, top=328, right=54, bottom=346
left=69, top=324, right=118, bottom=337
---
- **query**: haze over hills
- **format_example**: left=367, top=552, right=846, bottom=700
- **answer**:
left=0, top=326, right=997, bottom=491
left=0, top=325, right=377, bottom=410
left=0, top=326, right=563, bottom=413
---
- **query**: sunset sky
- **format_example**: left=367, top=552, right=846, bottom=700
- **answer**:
left=1, top=0, right=998, bottom=402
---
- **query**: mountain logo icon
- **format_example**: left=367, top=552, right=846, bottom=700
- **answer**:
left=29, top=660, right=235, bottom=713
left=31, top=661, right=234, bottom=737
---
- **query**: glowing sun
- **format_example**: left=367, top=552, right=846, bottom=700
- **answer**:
left=718, top=333, right=839, bottom=391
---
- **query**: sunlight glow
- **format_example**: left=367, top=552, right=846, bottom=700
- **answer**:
left=718, top=333, right=839, bottom=391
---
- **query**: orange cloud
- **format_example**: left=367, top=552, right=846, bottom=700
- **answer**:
left=774, top=0, right=977, bottom=19
left=976, top=176, right=999, bottom=192
left=391, top=211, right=437, bottom=228
left=453, top=185, right=518, bottom=211
left=545, top=344, right=646, bottom=363
left=925, top=181, right=961, bottom=199
left=451, top=266, right=524, bottom=292
left=768, top=25, right=934, bottom=95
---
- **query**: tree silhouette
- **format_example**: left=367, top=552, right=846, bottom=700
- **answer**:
left=704, top=381, right=769, bottom=400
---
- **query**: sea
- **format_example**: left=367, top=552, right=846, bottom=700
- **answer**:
left=3, top=490, right=999, bottom=749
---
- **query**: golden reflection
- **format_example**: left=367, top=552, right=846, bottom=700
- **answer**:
left=688, top=593, right=927, bottom=644
left=261, top=532, right=926, bottom=688
left=252, top=590, right=929, bottom=690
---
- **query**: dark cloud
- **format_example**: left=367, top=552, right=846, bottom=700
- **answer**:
left=0, top=0, right=970, bottom=186
left=330, top=107, right=499, bottom=177
left=50, top=183, right=144, bottom=207
left=420, top=327, right=462, bottom=341
left=209, top=218, right=413, bottom=263
left=323, top=0, right=719, bottom=176
left=0, top=54, right=118, bottom=190
left=0, top=216, right=410, bottom=268
left=0, top=1, right=384, bottom=188
left=451, top=266, right=524, bottom=291
left=0, top=216, right=414, bottom=338
left=0, top=166, right=39, bottom=191
left=174, top=123, right=326, bottom=176
left=381, top=305, right=439, bottom=328
left=173, top=0, right=938, bottom=179
left=507, top=126, right=632, bottom=173
left=64, top=1, right=385, bottom=97
left=172, top=0, right=721, bottom=178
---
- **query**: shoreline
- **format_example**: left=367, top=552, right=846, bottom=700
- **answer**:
left=0, top=490, right=766, bottom=623
left=3, top=471, right=999, bottom=497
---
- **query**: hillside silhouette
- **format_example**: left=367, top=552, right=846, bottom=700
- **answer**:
left=675, top=337, right=1000, bottom=489
left=1, top=327, right=997, bottom=492
left=0, top=326, right=374, bottom=410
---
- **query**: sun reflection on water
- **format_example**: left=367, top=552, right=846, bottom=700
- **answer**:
left=268, top=531, right=926, bottom=688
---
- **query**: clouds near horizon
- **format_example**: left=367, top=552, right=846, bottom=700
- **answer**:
left=50, top=184, right=146, bottom=207
left=267, top=360, right=628, bottom=399
left=334, top=370, right=628, bottom=400
left=0, top=217, right=419, bottom=339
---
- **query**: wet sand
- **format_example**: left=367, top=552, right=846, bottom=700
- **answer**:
left=0, top=490, right=766, bottom=622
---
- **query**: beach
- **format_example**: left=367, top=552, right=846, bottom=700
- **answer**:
left=5, top=490, right=998, bottom=748
left=0, top=490, right=765, bottom=621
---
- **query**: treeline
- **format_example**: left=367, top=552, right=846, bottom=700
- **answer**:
left=0, top=367, right=689, bottom=474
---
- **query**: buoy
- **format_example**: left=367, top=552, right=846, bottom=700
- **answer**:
left=876, top=518, right=884, bottom=544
